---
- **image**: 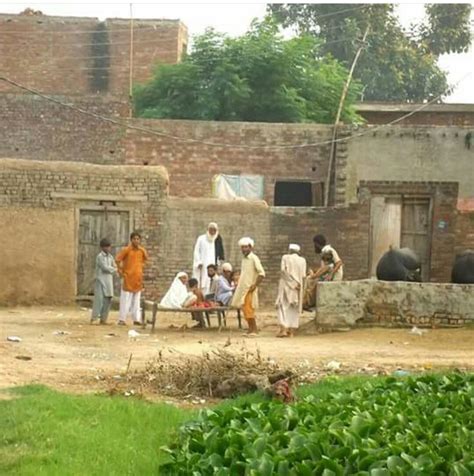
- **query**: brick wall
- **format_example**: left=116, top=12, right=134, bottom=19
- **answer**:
left=317, top=280, right=474, bottom=328
left=155, top=199, right=370, bottom=304
left=455, top=211, right=474, bottom=254
left=124, top=119, right=333, bottom=203
left=0, top=13, right=187, bottom=96
left=0, top=94, right=128, bottom=163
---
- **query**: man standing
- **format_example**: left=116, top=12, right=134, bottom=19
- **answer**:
left=91, top=238, right=117, bottom=325
left=231, top=237, right=265, bottom=336
left=115, top=231, right=148, bottom=326
left=303, top=234, right=343, bottom=309
left=275, top=244, right=307, bottom=337
left=192, top=222, right=225, bottom=293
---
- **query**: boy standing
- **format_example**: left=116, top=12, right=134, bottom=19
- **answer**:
left=115, top=231, right=149, bottom=326
left=91, top=238, right=117, bottom=325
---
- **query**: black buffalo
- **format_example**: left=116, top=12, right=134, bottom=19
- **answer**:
left=376, top=247, right=422, bottom=282
left=451, top=251, right=474, bottom=284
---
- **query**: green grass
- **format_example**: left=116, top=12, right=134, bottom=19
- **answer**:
left=0, top=376, right=383, bottom=475
left=0, top=385, right=193, bottom=475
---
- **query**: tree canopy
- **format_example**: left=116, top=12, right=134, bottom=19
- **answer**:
left=133, top=20, right=362, bottom=123
left=268, top=3, right=472, bottom=102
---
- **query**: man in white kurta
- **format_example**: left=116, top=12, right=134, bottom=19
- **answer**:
left=192, top=223, right=220, bottom=294
left=275, top=244, right=307, bottom=337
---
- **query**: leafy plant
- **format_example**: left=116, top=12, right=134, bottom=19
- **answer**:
left=161, top=373, right=474, bottom=475
left=269, top=3, right=472, bottom=102
left=133, top=19, right=362, bottom=124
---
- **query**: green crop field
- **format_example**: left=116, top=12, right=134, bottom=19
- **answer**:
left=1, top=374, right=472, bottom=475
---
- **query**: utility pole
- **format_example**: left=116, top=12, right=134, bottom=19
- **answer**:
left=324, top=23, right=370, bottom=206
left=129, top=2, right=134, bottom=117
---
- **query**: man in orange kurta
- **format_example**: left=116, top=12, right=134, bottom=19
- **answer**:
left=115, top=231, right=148, bottom=325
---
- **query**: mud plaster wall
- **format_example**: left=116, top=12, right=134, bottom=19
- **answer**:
left=0, top=159, right=168, bottom=304
left=317, top=280, right=474, bottom=328
left=0, top=208, right=76, bottom=305
left=344, top=126, right=474, bottom=204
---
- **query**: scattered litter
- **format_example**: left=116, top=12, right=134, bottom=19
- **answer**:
left=56, top=313, right=64, bottom=318
left=53, top=330, right=70, bottom=336
left=80, top=307, right=89, bottom=312
left=113, top=375, right=122, bottom=380
left=410, top=326, right=427, bottom=336
left=392, top=370, right=410, bottom=377
left=325, top=360, right=342, bottom=371
left=104, top=333, right=117, bottom=338
left=15, top=355, right=32, bottom=361
left=7, top=336, right=22, bottom=343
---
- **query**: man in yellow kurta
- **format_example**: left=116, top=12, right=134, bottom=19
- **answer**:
left=231, top=237, right=265, bottom=336
left=115, top=231, right=148, bottom=326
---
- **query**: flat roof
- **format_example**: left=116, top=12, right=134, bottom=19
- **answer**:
left=356, top=103, right=474, bottom=113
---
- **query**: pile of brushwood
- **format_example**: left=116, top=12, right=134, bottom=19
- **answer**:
left=112, top=347, right=296, bottom=399
left=160, top=373, right=474, bottom=475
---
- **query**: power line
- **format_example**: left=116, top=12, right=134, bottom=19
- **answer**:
left=0, top=73, right=470, bottom=151
left=0, top=4, right=370, bottom=34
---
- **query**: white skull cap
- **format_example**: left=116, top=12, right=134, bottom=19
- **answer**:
left=222, top=262, right=233, bottom=272
left=289, top=244, right=301, bottom=252
left=238, top=237, right=254, bottom=247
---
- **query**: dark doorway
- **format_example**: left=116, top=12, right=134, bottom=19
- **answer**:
left=274, top=181, right=313, bottom=206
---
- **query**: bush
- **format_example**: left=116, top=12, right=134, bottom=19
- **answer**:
left=161, top=373, right=474, bottom=475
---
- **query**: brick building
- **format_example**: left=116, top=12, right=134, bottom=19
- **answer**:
left=0, top=11, right=188, bottom=97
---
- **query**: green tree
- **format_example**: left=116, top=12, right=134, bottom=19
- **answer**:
left=268, top=3, right=472, bottom=102
left=133, top=20, right=362, bottom=123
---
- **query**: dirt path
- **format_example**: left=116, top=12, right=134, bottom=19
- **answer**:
left=1, top=306, right=473, bottom=394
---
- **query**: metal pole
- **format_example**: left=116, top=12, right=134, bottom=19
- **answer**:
left=324, top=23, right=370, bottom=207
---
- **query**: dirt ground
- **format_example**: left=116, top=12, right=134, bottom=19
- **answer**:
left=1, top=306, right=473, bottom=395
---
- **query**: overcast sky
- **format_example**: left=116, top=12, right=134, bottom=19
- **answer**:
left=2, top=1, right=473, bottom=103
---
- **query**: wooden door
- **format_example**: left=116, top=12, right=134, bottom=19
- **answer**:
left=77, top=209, right=130, bottom=295
left=369, top=196, right=402, bottom=277
left=401, top=198, right=432, bottom=281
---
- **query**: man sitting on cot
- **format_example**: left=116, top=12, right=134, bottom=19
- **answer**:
left=159, top=273, right=207, bottom=327
left=215, top=262, right=236, bottom=306
left=160, top=272, right=197, bottom=308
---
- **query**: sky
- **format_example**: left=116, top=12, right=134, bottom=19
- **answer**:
left=1, top=1, right=473, bottom=103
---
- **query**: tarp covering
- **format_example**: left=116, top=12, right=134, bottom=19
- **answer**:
left=212, top=174, right=264, bottom=201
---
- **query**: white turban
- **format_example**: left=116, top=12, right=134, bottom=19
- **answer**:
left=289, top=244, right=301, bottom=252
left=238, top=237, right=254, bottom=247
left=222, top=262, right=233, bottom=272
left=208, top=222, right=218, bottom=230
left=176, top=272, right=188, bottom=279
